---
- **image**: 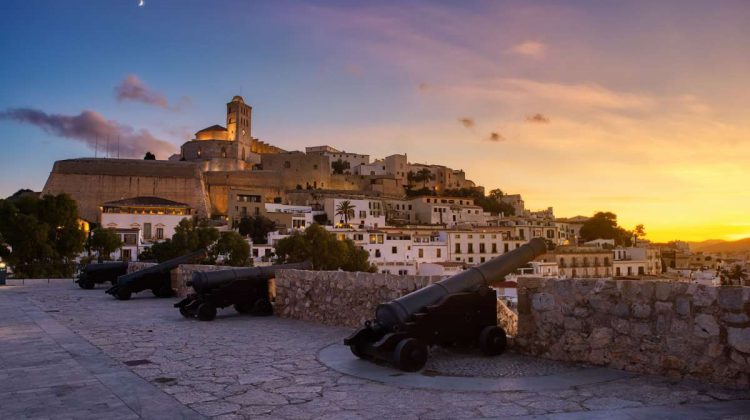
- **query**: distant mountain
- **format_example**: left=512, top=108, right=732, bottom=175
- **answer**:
left=690, top=238, right=750, bottom=253
left=689, top=239, right=727, bottom=251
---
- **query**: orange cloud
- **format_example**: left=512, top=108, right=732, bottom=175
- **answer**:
left=510, top=41, right=546, bottom=58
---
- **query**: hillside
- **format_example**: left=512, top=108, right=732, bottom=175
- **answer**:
left=690, top=237, right=750, bottom=253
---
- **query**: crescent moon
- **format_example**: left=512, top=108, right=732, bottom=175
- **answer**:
left=138, top=0, right=145, bottom=6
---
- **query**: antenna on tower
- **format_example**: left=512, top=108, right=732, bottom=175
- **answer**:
left=117, top=136, right=120, bottom=159
left=95, top=135, right=98, bottom=158
left=106, top=136, right=109, bottom=159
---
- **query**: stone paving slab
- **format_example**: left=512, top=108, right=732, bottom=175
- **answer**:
left=1, top=282, right=749, bottom=419
left=0, top=284, right=204, bottom=419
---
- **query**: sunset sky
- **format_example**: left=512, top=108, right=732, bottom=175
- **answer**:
left=0, top=1, right=748, bottom=242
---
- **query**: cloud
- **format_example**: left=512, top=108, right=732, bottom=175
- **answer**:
left=526, top=113, right=550, bottom=124
left=458, top=117, right=475, bottom=128
left=488, top=132, right=504, bottom=142
left=510, top=41, right=547, bottom=58
left=345, top=63, right=364, bottom=79
left=0, top=108, right=177, bottom=159
left=114, top=74, right=189, bottom=110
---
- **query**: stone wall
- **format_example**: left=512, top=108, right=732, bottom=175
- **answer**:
left=127, top=261, right=157, bottom=274
left=43, top=158, right=209, bottom=222
left=515, top=277, right=750, bottom=387
left=170, top=264, right=236, bottom=297
left=274, top=270, right=516, bottom=331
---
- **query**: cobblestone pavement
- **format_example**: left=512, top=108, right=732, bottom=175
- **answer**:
left=2, top=281, right=749, bottom=419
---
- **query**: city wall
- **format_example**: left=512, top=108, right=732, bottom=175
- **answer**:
left=43, top=159, right=209, bottom=222
left=515, top=277, right=750, bottom=387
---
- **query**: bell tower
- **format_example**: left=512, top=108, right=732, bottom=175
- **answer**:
left=226, top=96, right=252, bottom=142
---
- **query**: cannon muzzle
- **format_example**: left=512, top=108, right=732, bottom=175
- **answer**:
left=188, top=260, right=312, bottom=293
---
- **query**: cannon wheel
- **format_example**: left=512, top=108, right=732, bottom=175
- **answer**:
left=179, top=307, right=194, bottom=318
left=78, top=279, right=95, bottom=290
left=251, top=298, right=273, bottom=316
left=393, top=338, right=428, bottom=372
left=234, top=302, right=253, bottom=314
left=116, top=289, right=132, bottom=301
left=152, top=287, right=174, bottom=298
left=197, top=303, right=217, bottom=321
left=479, top=326, right=507, bottom=356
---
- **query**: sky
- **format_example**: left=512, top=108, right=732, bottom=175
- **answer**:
left=0, top=0, right=749, bottom=242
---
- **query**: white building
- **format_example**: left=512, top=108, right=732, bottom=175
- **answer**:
left=324, top=197, right=385, bottom=229
left=100, top=196, right=193, bottom=261
left=306, top=145, right=369, bottom=174
left=264, top=203, right=314, bottom=231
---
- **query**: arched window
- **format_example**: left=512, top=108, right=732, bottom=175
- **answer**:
left=221, top=147, right=227, bottom=158
left=197, top=147, right=202, bottom=157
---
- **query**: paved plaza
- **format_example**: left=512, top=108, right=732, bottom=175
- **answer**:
left=0, top=281, right=748, bottom=419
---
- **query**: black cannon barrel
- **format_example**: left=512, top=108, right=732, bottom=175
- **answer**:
left=375, top=238, right=548, bottom=329
left=116, top=249, right=207, bottom=285
left=188, top=261, right=312, bottom=293
left=84, top=262, right=129, bottom=273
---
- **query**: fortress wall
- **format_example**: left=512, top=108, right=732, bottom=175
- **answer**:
left=42, top=159, right=209, bottom=222
left=516, top=277, right=750, bottom=387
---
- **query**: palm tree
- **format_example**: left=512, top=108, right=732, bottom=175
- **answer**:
left=416, top=168, right=435, bottom=189
left=335, top=200, right=355, bottom=226
left=721, top=265, right=748, bottom=286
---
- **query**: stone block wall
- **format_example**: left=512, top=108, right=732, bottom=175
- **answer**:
left=515, top=277, right=750, bottom=387
left=170, top=264, right=235, bottom=297
left=274, top=270, right=517, bottom=332
left=127, top=262, right=157, bottom=274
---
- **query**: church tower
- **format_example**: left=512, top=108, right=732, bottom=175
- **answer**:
left=226, top=96, right=253, bottom=160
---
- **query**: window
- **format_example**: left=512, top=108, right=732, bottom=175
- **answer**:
left=392, top=246, right=397, bottom=254
left=468, top=244, right=474, bottom=253
left=156, top=228, right=164, bottom=240
left=492, top=243, right=497, bottom=253
left=455, top=244, right=461, bottom=253
left=418, top=249, right=424, bottom=258
left=375, top=250, right=381, bottom=258
left=479, top=243, right=486, bottom=253
left=122, top=249, right=132, bottom=261
left=221, top=147, right=227, bottom=158
left=436, top=249, right=441, bottom=258
left=468, top=257, right=474, bottom=263
left=504, top=243, right=509, bottom=253
left=197, top=147, right=202, bottom=157
left=313, top=164, right=318, bottom=170
left=480, top=257, right=485, bottom=263
left=284, top=161, right=291, bottom=168
left=143, top=223, right=152, bottom=239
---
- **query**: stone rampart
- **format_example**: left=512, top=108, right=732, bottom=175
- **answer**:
left=274, top=270, right=516, bottom=331
left=515, top=277, right=750, bottom=387
left=126, top=261, right=157, bottom=274
left=170, top=264, right=236, bottom=297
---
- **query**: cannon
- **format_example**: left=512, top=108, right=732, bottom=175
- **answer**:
left=175, top=261, right=312, bottom=321
left=76, top=262, right=128, bottom=289
left=106, top=249, right=207, bottom=300
left=344, top=238, right=548, bottom=371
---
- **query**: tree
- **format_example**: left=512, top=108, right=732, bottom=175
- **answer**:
left=335, top=200, right=355, bottom=226
left=89, top=228, right=122, bottom=262
left=721, top=265, right=748, bottom=286
left=442, top=187, right=515, bottom=216
left=147, top=217, right=219, bottom=262
left=634, top=224, right=646, bottom=240
left=275, top=224, right=375, bottom=272
left=331, top=159, right=350, bottom=175
left=237, top=215, right=276, bottom=244
left=413, top=168, right=435, bottom=189
left=579, top=212, right=634, bottom=246
left=214, top=231, right=250, bottom=266
left=144, top=152, right=156, bottom=160
left=0, top=194, right=86, bottom=278
left=488, top=188, right=504, bottom=201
